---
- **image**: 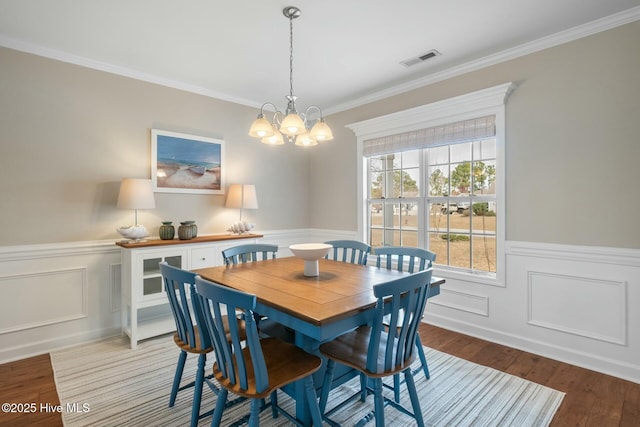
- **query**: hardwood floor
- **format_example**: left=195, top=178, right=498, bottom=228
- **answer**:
left=0, top=353, right=62, bottom=426
left=0, top=324, right=638, bottom=426
left=420, top=324, right=640, bottom=427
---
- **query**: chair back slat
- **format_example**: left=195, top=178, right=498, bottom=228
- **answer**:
left=222, top=244, right=278, bottom=265
left=374, top=246, right=436, bottom=273
left=194, top=276, right=270, bottom=393
left=160, top=262, right=210, bottom=349
left=324, top=240, right=371, bottom=265
left=366, top=269, right=432, bottom=374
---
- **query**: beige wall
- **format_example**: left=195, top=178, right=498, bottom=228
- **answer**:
left=0, top=47, right=311, bottom=246
left=1, top=21, right=638, bottom=249
left=313, top=21, right=640, bottom=249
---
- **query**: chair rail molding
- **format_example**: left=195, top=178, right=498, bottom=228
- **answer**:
left=1, top=235, right=638, bottom=384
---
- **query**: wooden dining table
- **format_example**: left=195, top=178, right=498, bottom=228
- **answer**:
left=192, top=256, right=445, bottom=424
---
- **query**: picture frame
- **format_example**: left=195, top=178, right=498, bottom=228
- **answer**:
left=151, top=129, right=225, bottom=194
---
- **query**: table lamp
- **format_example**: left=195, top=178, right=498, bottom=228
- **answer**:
left=225, top=184, right=258, bottom=234
left=116, top=178, right=156, bottom=241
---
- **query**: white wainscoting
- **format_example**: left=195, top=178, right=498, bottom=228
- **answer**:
left=1, top=233, right=638, bottom=385
left=527, top=271, right=627, bottom=345
left=0, top=241, right=122, bottom=363
left=0, top=229, right=342, bottom=363
left=425, top=240, right=640, bottom=384
left=0, top=267, right=87, bottom=334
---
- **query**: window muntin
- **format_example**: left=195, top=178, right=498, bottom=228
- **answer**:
left=367, top=138, right=497, bottom=275
left=369, top=151, right=420, bottom=248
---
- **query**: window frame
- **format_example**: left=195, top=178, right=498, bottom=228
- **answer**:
left=347, top=83, right=515, bottom=287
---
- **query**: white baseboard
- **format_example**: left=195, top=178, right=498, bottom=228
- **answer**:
left=0, top=326, right=121, bottom=364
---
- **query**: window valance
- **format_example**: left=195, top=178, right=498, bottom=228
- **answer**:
left=363, top=115, right=495, bottom=157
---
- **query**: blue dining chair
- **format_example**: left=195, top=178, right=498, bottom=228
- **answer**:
left=160, top=262, right=244, bottom=427
left=318, top=269, right=434, bottom=427
left=374, top=246, right=436, bottom=401
left=193, top=276, right=324, bottom=427
left=222, top=243, right=282, bottom=338
left=324, top=239, right=371, bottom=265
left=222, top=243, right=278, bottom=265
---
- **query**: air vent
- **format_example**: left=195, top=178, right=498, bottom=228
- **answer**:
left=400, top=49, right=441, bottom=67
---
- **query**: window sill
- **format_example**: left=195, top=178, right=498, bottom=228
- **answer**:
left=433, top=267, right=504, bottom=288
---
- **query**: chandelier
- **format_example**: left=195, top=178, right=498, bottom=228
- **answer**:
left=248, top=6, right=333, bottom=147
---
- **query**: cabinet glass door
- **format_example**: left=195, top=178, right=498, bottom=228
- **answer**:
left=142, top=255, right=183, bottom=298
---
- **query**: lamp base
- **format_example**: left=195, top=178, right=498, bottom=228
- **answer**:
left=117, top=225, right=149, bottom=241
left=227, top=221, right=255, bottom=234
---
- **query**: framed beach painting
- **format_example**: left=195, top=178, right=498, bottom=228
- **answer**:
left=151, top=129, right=225, bottom=194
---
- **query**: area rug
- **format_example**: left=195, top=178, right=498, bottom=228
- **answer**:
left=51, top=334, right=564, bottom=426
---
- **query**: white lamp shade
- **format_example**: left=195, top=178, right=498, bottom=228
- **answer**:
left=225, top=184, right=258, bottom=209
left=309, top=119, right=334, bottom=141
left=261, top=124, right=285, bottom=145
left=248, top=116, right=275, bottom=138
left=117, top=178, right=155, bottom=210
left=280, top=112, right=306, bottom=136
left=295, top=131, right=318, bottom=147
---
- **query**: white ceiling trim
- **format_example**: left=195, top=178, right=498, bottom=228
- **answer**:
left=1, top=6, right=638, bottom=115
left=0, top=34, right=262, bottom=109
left=324, top=6, right=640, bottom=115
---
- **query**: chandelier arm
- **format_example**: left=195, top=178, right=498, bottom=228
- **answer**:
left=300, top=105, right=322, bottom=128
left=259, top=102, right=278, bottom=115
left=303, top=105, right=323, bottom=118
left=272, top=110, right=285, bottom=126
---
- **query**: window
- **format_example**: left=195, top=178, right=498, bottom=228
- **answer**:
left=367, top=139, right=497, bottom=274
left=369, top=150, right=421, bottom=247
left=349, top=83, right=514, bottom=283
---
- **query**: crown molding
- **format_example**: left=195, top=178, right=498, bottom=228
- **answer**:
left=1, top=6, right=638, bottom=114
left=0, top=34, right=263, bottom=109
left=325, top=6, right=640, bottom=115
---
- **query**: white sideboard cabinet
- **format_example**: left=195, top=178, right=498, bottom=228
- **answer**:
left=117, top=233, right=262, bottom=349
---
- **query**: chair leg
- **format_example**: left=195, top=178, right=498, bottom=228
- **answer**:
left=270, top=391, right=278, bottom=419
left=304, top=376, right=324, bottom=427
left=372, top=378, right=385, bottom=427
left=415, top=335, right=430, bottom=379
left=404, top=370, right=425, bottom=427
left=169, top=351, right=187, bottom=407
left=249, top=399, right=261, bottom=427
left=211, top=388, right=228, bottom=427
left=392, top=374, right=401, bottom=403
left=360, top=373, right=368, bottom=402
left=190, top=354, right=206, bottom=427
left=319, top=359, right=335, bottom=414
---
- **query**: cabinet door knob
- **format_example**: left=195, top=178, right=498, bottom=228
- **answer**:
left=201, top=257, right=206, bottom=261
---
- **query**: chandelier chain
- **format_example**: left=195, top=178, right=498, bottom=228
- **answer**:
left=289, top=13, right=294, bottom=99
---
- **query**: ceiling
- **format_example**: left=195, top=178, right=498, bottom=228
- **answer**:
left=1, top=1, right=638, bottom=114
